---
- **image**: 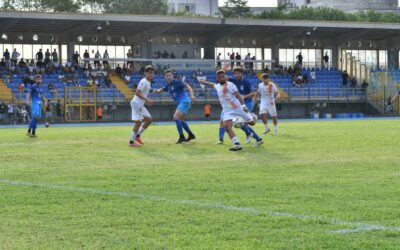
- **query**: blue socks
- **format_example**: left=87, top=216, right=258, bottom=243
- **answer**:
left=243, top=124, right=262, bottom=141
left=219, top=127, right=225, bottom=141
left=28, top=118, right=37, bottom=134
left=181, top=121, right=193, bottom=135
left=175, top=120, right=183, bottom=136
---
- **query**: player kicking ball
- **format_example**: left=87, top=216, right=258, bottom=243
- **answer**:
left=26, top=75, right=46, bottom=138
left=199, top=70, right=262, bottom=151
left=155, top=69, right=196, bottom=144
left=129, top=65, right=154, bottom=147
left=253, top=73, right=280, bottom=135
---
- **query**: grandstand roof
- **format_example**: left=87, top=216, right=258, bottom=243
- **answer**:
left=1, top=11, right=400, bottom=47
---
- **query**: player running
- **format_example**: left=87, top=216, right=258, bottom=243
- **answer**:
left=216, top=66, right=262, bottom=145
left=129, top=65, right=154, bottom=147
left=26, top=75, right=46, bottom=138
left=253, top=73, right=280, bottom=135
left=199, top=70, right=262, bottom=151
left=155, top=69, right=196, bottom=143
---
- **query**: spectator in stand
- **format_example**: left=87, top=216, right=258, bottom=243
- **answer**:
left=0, top=58, right=6, bottom=67
left=52, top=49, right=58, bottom=64
left=170, top=52, right=176, bottom=59
left=323, top=52, right=329, bottom=68
left=3, top=49, right=10, bottom=68
left=103, top=50, right=109, bottom=68
left=94, top=51, right=101, bottom=69
left=116, top=64, right=122, bottom=76
left=11, top=48, right=20, bottom=66
left=244, top=53, right=251, bottom=70
left=162, top=50, right=169, bottom=59
left=73, top=51, right=80, bottom=65
left=28, top=60, right=36, bottom=73
left=229, top=52, right=235, bottom=69
left=0, top=101, right=6, bottom=122
left=182, top=50, right=188, bottom=59
left=350, top=77, right=357, bottom=87
left=235, top=52, right=241, bottom=66
left=249, top=55, right=256, bottom=74
left=44, top=49, right=51, bottom=65
left=342, top=70, right=349, bottom=86
left=361, top=80, right=369, bottom=90
left=48, top=81, right=55, bottom=96
left=386, top=96, right=394, bottom=114
left=36, top=49, right=43, bottom=68
left=83, top=50, right=90, bottom=67
left=127, top=49, right=133, bottom=67
left=310, top=69, right=316, bottom=83
left=105, top=75, right=112, bottom=88
left=296, top=52, right=303, bottom=66
left=18, top=83, right=24, bottom=95
left=216, top=53, right=222, bottom=69
left=18, top=58, right=26, bottom=67
left=7, top=103, right=14, bottom=124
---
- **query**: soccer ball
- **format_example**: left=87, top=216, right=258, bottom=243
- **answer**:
left=232, top=116, right=245, bottom=129
left=45, top=122, right=50, bottom=128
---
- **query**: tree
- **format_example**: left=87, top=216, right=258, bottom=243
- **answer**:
left=219, top=0, right=252, bottom=18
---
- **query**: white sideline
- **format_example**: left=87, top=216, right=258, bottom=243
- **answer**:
left=1, top=179, right=399, bottom=234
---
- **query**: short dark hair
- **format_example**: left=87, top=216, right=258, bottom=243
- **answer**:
left=261, top=73, right=269, bottom=79
left=144, top=65, right=154, bottom=72
left=233, top=67, right=244, bottom=73
left=164, top=69, right=173, bottom=75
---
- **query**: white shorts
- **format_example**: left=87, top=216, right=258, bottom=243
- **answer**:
left=260, top=103, right=277, bottom=117
left=131, top=101, right=151, bottom=121
left=222, top=107, right=253, bottom=122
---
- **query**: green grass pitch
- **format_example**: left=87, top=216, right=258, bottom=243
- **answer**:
left=0, top=120, right=400, bottom=249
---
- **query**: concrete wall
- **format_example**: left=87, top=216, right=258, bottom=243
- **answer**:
left=297, top=0, right=399, bottom=12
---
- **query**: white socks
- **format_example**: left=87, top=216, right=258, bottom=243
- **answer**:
left=138, top=127, right=146, bottom=136
left=130, top=131, right=137, bottom=141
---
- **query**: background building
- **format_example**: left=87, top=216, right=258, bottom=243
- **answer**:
left=167, top=0, right=219, bottom=16
left=280, top=0, right=400, bottom=13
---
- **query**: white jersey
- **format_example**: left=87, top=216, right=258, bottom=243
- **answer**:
left=214, top=82, right=241, bottom=111
left=132, top=78, right=151, bottom=106
left=258, top=82, right=278, bottom=106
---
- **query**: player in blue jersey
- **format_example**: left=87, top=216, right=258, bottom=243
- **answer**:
left=156, top=69, right=196, bottom=143
left=26, top=75, right=46, bottom=137
left=216, top=66, right=262, bottom=145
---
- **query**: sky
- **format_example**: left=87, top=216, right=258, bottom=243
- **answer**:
left=218, top=0, right=278, bottom=8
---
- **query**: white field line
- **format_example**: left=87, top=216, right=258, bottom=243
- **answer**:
left=1, top=179, right=399, bottom=234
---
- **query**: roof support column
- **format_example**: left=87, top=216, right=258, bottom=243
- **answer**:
left=388, top=48, right=399, bottom=70
left=331, top=45, right=339, bottom=69
left=272, top=43, right=279, bottom=67
left=67, top=41, right=75, bottom=63
left=203, top=45, right=215, bottom=60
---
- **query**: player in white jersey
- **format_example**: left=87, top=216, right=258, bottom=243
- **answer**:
left=253, top=73, right=280, bottom=135
left=199, top=70, right=261, bottom=151
left=129, top=65, right=154, bottom=147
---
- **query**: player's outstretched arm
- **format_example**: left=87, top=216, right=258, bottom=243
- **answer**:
left=154, top=88, right=164, bottom=94
left=198, top=79, right=215, bottom=87
left=392, top=92, right=399, bottom=103
left=185, top=84, right=196, bottom=102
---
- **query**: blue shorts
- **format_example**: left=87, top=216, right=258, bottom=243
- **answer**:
left=31, top=103, right=42, bottom=118
left=245, top=101, right=254, bottom=112
left=177, top=101, right=191, bottom=115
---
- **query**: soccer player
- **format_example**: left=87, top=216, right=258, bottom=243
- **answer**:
left=155, top=69, right=196, bottom=143
left=199, top=70, right=263, bottom=151
left=253, top=73, right=280, bottom=135
left=217, top=66, right=261, bottom=144
left=129, top=65, right=154, bottom=147
left=26, top=75, right=46, bottom=137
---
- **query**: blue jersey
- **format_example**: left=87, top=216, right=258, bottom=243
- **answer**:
left=30, top=84, right=43, bottom=105
left=229, top=77, right=253, bottom=103
left=163, top=80, right=190, bottom=103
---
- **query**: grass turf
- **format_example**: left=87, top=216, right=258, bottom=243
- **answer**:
left=0, top=120, right=400, bottom=249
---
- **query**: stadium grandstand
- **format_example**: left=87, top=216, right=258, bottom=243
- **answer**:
left=0, top=11, right=399, bottom=124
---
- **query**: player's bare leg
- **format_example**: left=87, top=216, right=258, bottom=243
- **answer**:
left=129, top=120, right=142, bottom=147
left=261, top=114, right=271, bottom=134
left=224, top=120, right=242, bottom=151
